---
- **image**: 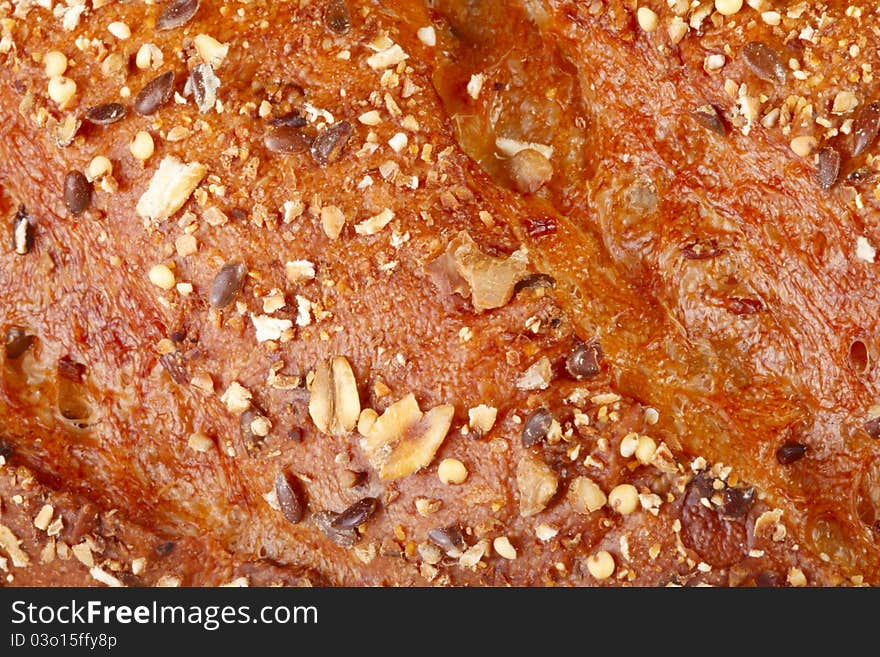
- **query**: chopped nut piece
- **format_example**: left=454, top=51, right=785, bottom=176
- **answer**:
left=468, top=404, right=497, bottom=434
left=367, top=44, right=408, bottom=70
left=415, top=498, right=441, bottom=516
left=493, top=536, right=517, bottom=560
left=437, top=458, right=468, bottom=485
left=285, top=260, right=316, bottom=283
left=251, top=314, right=293, bottom=342
left=467, top=73, right=485, bottom=100
left=136, top=156, right=207, bottom=223
left=516, top=452, right=558, bottom=517
left=308, top=356, right=361, bottom=436
left=33, top=505, right=54, bottom=531
left=355, top=208, right=394, bottom=236
left=187, top=432, right=213, bottom=452
left=568, top=476, right=607, bottom=513
left=220, top=381, right=252, bottom=415
left=517, top=356, right=553, bottom=391
left=429, top=231, right=528, bottom=312
left=417, top=26, right=436, bottom=47
left=508, top=148, right=553, bottom=194
left=787, top=567, right=807, bottom=587
left=321, top=205, right=346, bottom=240
left=108, top=21, right=131, bottom=39
left=194, top=34, right=229, bottom=67
left=535, top=524, right=558, bottom=542
left=790, top=136, right=817, bottom=158
left=857, top=237, right=876, bottom=263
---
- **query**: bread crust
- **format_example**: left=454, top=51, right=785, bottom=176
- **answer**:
left=0, top=0, right=874, bottom=586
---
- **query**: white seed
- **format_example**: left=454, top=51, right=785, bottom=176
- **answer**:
left=47, top=76, right=76, bottom=107
left=714, top=0, right=743, bottom=16
left=135, top=43, right=163, bottom=70
left=438, top=458, right=468, bottom=485
left=43, top=51, right=68, bottom=78
left=535, top=524, right=558, bottom=542
left=608, top=484, right=639, bottom=515
left=493, top=536, right=517, bottom=560
left=467, top=73, right=485, bottom=100
left=130, top=131, right=155, bottom=161
left=108, top=21, right=131, bottom=39
left=790, top=135, right=817, bottom=157
left=388, top=132, right=408, bottom=153
left=148, top=264, right=176, bottom=290
left=761, top=10, right=781, bottom=25
left=857, top=236, right=877, bottom=263
left=587, top=550, right=616, bottom=580
left=620, top=433, right=639, bottom=457
left=635, top=436, right=657, bottom=464
left=86, top=156, right=113, bottom=182
left=637, top=7, right=659, bottom=32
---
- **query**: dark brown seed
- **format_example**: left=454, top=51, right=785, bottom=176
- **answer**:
left=158, top=352, right=188, bottom=385
left=275, top=471, right=305, bottom=524
left=155, top=541, right=175, bottom=556
left=848, top=168, right=877, bottom=185
left=310, top=120, right=352, bottom=166
left=681, top=239, right=723, bottom=260
left=756, top=571, right=783, bottom=587
left=5, top=327, right=34, bottom=360
left=209, top=262, right=247, bottom=308
left=84, top=102, right=127, bottom=125
left=63, top=171, right=91, bottom=215
left=134, top=71, right=175, bottom=116
left=0, top=439, right=12, bottom=459
left=741, top=41, right=786, bottom=84
left=719, top=486, right=755, bottom=520
left=156, top=0, right=200, bottom=30
left=852, top=102, right=880, bottom=157
left=524, top=216, right=557, bottom=238
left=816, top=146, right=841, bottom=189
left=264, top=126, right=310, bottom=154
left=331, top=497, right=379, bottom=530
left=864, top=416, right=880, bottom=439
left=427, top=525, right=466, bottom=553
left=313, top=511, right=358, bottom=546
left=268, top=111, right=307, bottom=128
left=12, top=206, right=31, bottom=256
left=692, top=105, right=727, bottom=136
left=522, top=407, right=554, bottom=447
left=776, top=441, right=807, bottom=465
left=190, top=63, right=218, bottom=113
left=324, top=0, right=351, bottom=34
left=58, top=356, right=86, bottom=383
left=566, top=341, right=603, bottom=379
left=514, top=273, right=556, bottom=293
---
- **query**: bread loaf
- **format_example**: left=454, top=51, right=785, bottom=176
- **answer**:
left=0, top=0, right=876, bottom=586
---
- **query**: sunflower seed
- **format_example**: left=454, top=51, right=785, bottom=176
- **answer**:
left=134, top=71, right=175, bottom=116
left=816, top=146, right=840, bottom=189
left=64, top=171, right=91, bottom=215
left=853, top=102, right=880, bottom=157
left=741, top=41, right=786, bottom=84
left=310, top=120, right=352, bottom=166
left=428, top=525, right=466, bottom=554
left=209, top=262, right=246, bottom=308
left=190, top=63, right=219, bottom=113
left=275, top=471, right=305, bottom=524
left=331, top=497, right=378, bottom=530
left=264, top=126, right=309, bottom=154
left=84, top=102, right=126, bottom=125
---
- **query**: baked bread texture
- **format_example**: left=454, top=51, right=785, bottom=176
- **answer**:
left=0, top=0, right=878, bottom=586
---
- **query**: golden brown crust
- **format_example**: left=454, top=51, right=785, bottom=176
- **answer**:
left=0, top=0, right=875, bottom=587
